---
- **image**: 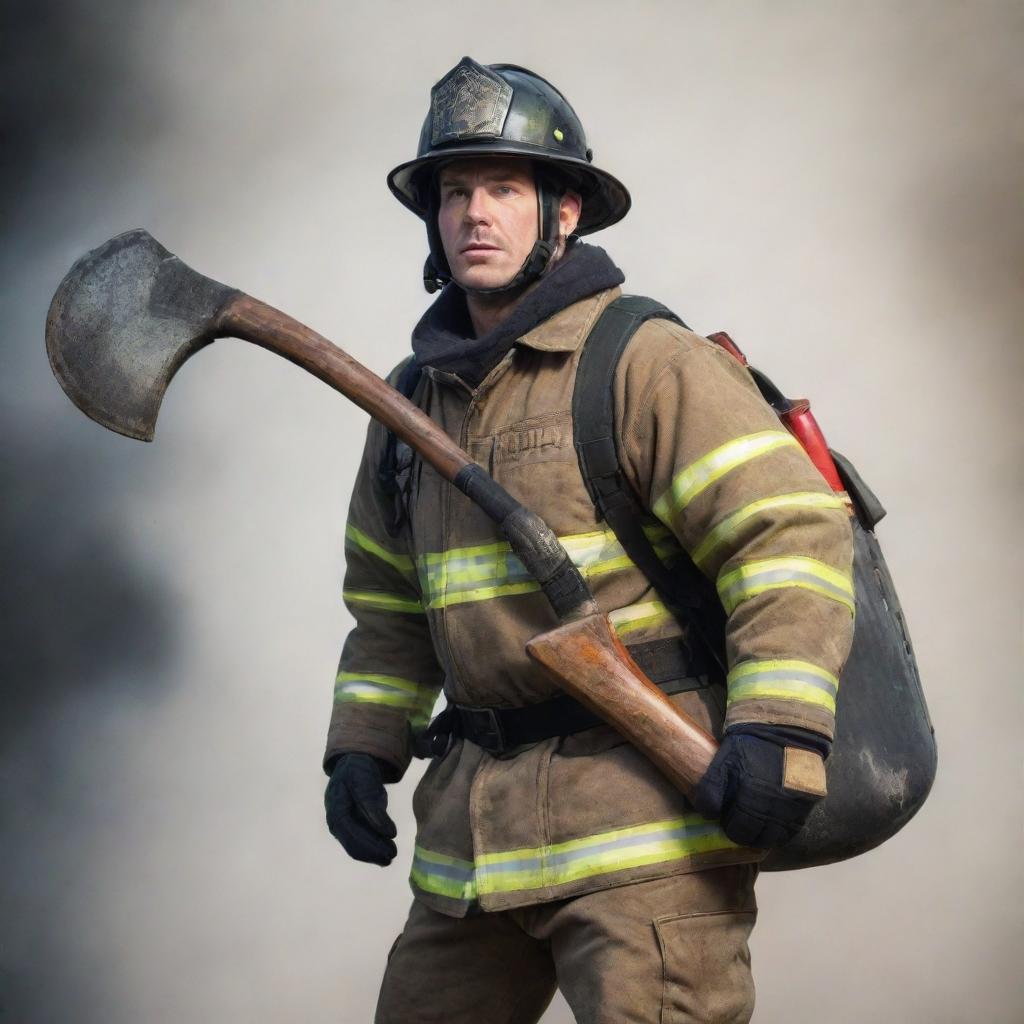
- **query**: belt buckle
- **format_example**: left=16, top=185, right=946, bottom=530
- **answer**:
left=412, top=708, right=455, bottom=759
left=463, top=706, right=505, bottom=753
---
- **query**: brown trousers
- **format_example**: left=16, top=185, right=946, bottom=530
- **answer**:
left=375, top=865, right=757, bottom=1024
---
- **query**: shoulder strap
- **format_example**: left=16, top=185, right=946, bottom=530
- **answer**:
left=573, top=296, right=727, bottom=673
left=379, top=358, right=423, bottom=536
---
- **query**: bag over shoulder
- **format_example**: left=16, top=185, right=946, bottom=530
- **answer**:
left=573, top=295, right=937, bottom=871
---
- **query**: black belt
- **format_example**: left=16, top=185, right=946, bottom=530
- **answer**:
left=413, top=637, right=712, bottom=757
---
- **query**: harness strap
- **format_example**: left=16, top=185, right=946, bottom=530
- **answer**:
left=379, top=357, right=423, bottom=536
left=414, top=637, right=711, bottom=757
left=573, top=296, right=728, bottom=672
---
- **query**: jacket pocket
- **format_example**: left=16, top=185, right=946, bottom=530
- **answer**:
left=655, top=909, right=757, bottom=1024
left=555, top=721, right=629, bottom=757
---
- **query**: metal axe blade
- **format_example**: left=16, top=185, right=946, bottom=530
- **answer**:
left=45, top=229, right=237, bottom=441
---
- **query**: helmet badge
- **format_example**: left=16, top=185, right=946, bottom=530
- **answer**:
left=430, top=56, right=513, bottom=146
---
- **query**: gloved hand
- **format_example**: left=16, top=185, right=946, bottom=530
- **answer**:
left=324, top=753, right=398, bottom=866
left=695, top=725, right=830, bottom=849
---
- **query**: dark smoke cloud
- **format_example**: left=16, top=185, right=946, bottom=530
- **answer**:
left=0, top=0, right=175, bottom=752
left=1, top=4, right=177, bottom=1020
left=0, top=1, right=159, bottom=222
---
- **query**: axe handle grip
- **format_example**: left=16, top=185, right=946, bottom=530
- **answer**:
left=221, top=294, right=474, bottom=483
left=526, top=612, right=718, bottom=802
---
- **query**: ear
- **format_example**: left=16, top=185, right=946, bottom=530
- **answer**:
left=559, top=191, right=582, bottom=238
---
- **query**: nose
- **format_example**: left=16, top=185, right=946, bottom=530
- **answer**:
left=464, top=185, right=493, bottom=225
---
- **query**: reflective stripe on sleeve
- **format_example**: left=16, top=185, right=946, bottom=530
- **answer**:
left=717, top=556, right=855, bottom=616
left=417, top=524, right=682, bottom=610
left=726, top=659, right=839, bottom=715
left=334, top=672, right=438, bottom=725
left=410, top=814, right=740, bottom=903
left=342, top=589, right=424, bottom=614
left=692, top=491, right=846, bottom=571
left=653, top=431, right=800, bottom=525
left=345, top=523, right=415, bottom=578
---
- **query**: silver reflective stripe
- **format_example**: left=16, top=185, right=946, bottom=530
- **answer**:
left=608, top=599, right=675, bottom=637
left=653, top=431, right=800, bottom=524
left=416, top=525, right=683, bottom=609
left=334, top=672, right=437, bottom=724
left=411, top=848, right=478, bottom=901
left=727, top=659, right=839, bottom=714
left=473, top=814, right=739, bottom=895
left=733, top=668, right=837, bottom=697
left=410, top=815, right=741, bottom=904
left=692, top=491, right=846, bottom=570
left=717, top=556, right=854, bottom=615
left=475, top=821, right=723, bottom=879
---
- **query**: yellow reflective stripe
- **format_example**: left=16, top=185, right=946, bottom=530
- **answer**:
left=343, top=589, right=424, bottom=614
left=410, top=815, right=740, bottom=903
left=473, top=814, right=739, bottom=895
left=417, top=524, right=683, bottom=610
left=425, top=581, right=540, bottom=608
left=653, top=431, right=800, bottom=524
left=345, top=524, right=415, bottom=577
left=717, top=556, right=855, bottom=616
left=692, top=491, right=846, bottom=570
left=727, top=659, right=839, bottom=714
left=336, top=671, right=422, bottom=695
left=411, top=847, right=478, bottom=902
left=334, top=672, right=437, bottom=723
left=565, top=528, right=635, bottom=576
left=608, top=600, right=674, bottom=637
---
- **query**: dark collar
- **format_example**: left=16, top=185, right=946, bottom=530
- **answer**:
left=411, top=242, right=625, bottom=386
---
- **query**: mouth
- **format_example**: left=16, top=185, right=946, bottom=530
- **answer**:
left=461, top=242, right=501, bottom=254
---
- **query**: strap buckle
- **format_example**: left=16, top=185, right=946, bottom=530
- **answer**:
left=459, top=706, right=506, bottom=753
left=412, top=707, right=455, bottom=759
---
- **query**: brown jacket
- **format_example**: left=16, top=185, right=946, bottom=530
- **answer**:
left=325, top=285, right=855, bottom=917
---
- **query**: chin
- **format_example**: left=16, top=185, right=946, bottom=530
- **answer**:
left=455, top=267, right=516, bottom=292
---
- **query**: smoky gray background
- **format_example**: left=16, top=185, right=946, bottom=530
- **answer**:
left=2, top=1, right=1021, bottom=1021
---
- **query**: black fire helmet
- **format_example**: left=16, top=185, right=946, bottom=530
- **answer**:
left=387, top=57, right=631, bottom=294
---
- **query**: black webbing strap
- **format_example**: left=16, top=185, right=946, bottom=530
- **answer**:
left=414, top=637, right=710, bottom=757
left=572, top=295, right=728, bottom=673
left=379, top=357, right=423, bottom=536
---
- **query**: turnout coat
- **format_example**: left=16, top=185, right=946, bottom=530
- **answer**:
left=324, top=285, right=855, bottom=917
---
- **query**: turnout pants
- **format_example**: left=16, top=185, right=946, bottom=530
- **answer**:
left=375, top=864, right=757, bottom=1024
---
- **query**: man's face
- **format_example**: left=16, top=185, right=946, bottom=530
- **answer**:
left=436, top=158, right=540, bottom=291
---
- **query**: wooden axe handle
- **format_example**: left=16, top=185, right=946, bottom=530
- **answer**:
left=223, top=294, right=474, bottom=482
left=526, top=612, right=718, bottom=802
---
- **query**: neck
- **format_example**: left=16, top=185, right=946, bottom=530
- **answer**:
left=465, top=287, right=529, bottom=337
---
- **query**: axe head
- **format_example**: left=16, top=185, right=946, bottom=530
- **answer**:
left=46, top=229, right=237, bottom=441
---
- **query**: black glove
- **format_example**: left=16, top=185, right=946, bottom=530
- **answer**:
left=324, top=753, right=398, bottom=866
left=695, top=724, right=830, bottom=849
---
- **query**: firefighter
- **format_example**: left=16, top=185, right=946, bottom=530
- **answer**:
left=323, top=58, right=855, bottom=1023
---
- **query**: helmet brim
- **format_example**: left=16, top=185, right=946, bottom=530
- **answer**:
left=387, top=144, right=631, bottom=236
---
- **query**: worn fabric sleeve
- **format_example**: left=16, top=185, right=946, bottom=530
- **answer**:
left=323, top=408, right=444, bottom=781
left=617, top=321, right=855, bottom=740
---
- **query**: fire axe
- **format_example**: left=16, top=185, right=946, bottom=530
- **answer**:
left=45, top=229, right=719, bottom=801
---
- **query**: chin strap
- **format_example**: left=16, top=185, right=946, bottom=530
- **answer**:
left=422, top=173, right=564, bottom=295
